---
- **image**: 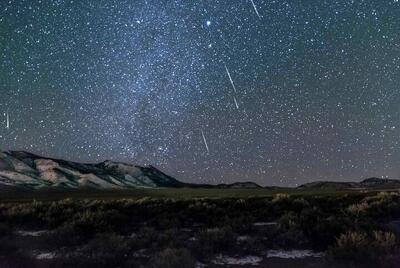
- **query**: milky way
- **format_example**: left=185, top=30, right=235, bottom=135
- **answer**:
left=1, top=0, right=400, bottom=186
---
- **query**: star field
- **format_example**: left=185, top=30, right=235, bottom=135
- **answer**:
left=1, top=0, right=400, bottom=186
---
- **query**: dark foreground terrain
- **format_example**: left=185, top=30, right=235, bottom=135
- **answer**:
left=0, top=189, right=400, bottom=267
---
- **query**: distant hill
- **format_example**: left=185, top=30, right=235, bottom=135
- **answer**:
left=298, top=181, right=357, bottom=190
left=216, top=182, right=263, bottom=189
left=359, top=177, right=400, bottom=188
left=298, top=177, right=400, bottom=190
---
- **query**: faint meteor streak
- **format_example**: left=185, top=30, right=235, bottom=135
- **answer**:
left=224, top=64, right=237, bottom=93
left=233, top=96, right=239, bottom=109
left=250, top=0, right=261, bottom=18
left=6, top=112, right=9, bottom=129
left=201, top=130, right=209, bottom=153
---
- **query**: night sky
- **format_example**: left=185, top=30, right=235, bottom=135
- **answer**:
left=1, top=0, right=400, bottom=186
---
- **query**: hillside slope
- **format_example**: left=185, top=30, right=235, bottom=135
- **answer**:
left=0, top=151, right=184, bottom=189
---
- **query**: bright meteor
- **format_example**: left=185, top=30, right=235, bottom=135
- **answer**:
left=250, top=0, right=261, bottom=18
left=201, top=130, right=209, bottom=153
left=224, top=64, right=237, bottom=93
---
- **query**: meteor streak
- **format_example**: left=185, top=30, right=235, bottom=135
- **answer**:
left=224, top=64, right=237, bottom=93
left=250, top=0, right=261, bottom=18
left=201, top=130, right=209, bottom=153
left=233, top=96, right=239, bottom=109
left=6, top=112, right=9, bottom=129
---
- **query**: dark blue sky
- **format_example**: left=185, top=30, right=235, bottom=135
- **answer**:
left=1, top=0, right=399, bottom=186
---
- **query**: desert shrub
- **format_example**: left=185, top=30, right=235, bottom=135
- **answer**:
left=346, top=202, right=369, bottom=216
left=194, top=227, right=235, bottom=258
left=272, top=193, right=290, bottom=203
left=68, top=216, right=98, bottom=236
left=42, top=199, right=81, bottom=228
left=66, top=209, right=119, bottom=234
left=147, top=248, right=196, bottom=268
left=271, top=194, right=295, bottom=214
left=161, top=228, right=189, bottom=248
left=275, top=211, right=309, bottom=248
left=328, top=231, right=397, bottom=261
left=236, top=235, right=264, bottom=254
left=364, top=192, right=400, bottom=219
left=43, top=223, right=89, bottom=247
left=328, top=231, right=369, bottom=260
left=76, top=233, right=130, bottom=266
left=377, top=191, right=398, bottom=199
left=3, top=202, right=45, bottom=227
left=275, top=228, right=308, bottom=248
left=298, top=207, right=349, bottom=249
left=129, top=226, right=187, bottom=252
left=133, top=227, right=159, bottom=249
left=152, top=213, right=181, bottom=230
left=277, top=211, right=298, bottom=229
left=228, top=214, right=255, bottom=232
left=230, top=199, right=248, bottom=212
left=291, top=197, right=311, bottom=212
left=43, top=207, right=121, bottom=247
left=372, top=231, right=396, bottom=255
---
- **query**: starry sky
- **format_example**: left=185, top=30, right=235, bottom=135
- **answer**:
left=1, top=0, right=400, bottom=186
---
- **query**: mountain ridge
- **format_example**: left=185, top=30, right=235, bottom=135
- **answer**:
left=0, top=151, right=185, bottom=189
left=0, top=151, right=399, bottom=190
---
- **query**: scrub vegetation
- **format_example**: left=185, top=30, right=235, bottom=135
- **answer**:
left=0, top=189, right=399, bottom=267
